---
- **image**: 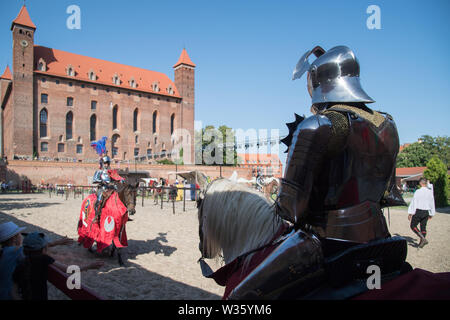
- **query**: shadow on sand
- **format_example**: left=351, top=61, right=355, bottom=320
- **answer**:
left=393, top=233, right=419, bottom=248
left=0, top=211, right=220, bottom=300
left=125, top=233, right=178, bottom=259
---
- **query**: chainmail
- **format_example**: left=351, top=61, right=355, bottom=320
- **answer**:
left=322, top=110, right=349, bottom=157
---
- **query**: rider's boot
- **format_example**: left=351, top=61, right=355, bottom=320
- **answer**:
left=93, top=192, right=103, bottom=224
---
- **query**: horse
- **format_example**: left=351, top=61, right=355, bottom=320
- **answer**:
left=197, top=178, right=292, bottom=299
left=77, top=180, right=138, bottom=266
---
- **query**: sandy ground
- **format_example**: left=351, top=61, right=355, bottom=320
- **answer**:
left=1, top=191, right=449, bottom=300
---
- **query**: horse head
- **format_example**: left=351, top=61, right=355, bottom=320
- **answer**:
left=117, top=180, right=139, bottom=216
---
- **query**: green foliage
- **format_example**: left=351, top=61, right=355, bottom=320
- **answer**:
left=157, top=159, right=175, bottom=165
left=424, top=156, right=449, bottom=207
left=195, top=125, right=238, bottom=166
left=397, top=135, right=450, bottom=169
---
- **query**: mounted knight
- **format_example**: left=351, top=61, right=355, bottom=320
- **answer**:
left=198, top=45, right=412, bottom=300
left=77, top=136, right=136, bottom=266
left=91, top=137, right=125, bottom=223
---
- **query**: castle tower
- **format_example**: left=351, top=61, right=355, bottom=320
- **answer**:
left=173, top=49, right=195, bottom=164
left=10, top=5, right=36, bottom=158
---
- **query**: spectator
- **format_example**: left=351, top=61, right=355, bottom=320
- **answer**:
left=13, top=232, right=103, bottom=300
left=0, top=222, right=26, bottom=300
left=408, top=178, right=436, bottom=248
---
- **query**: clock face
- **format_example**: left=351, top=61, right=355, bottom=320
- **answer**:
left=20, top=40, right=28, bottom=48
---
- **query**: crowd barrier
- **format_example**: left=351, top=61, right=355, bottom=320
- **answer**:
left=47, top=264, right=103, bottom=300
left=45, top=184, right=200, bottom=214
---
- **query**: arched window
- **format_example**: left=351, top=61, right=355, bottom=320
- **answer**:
left=133, top=108, right=139, bottom=132
left=39, top=109, right=48, bottom=138
left=152, top=111, right=157, bottom=134
left=113, top=105, right=118, bottom=130
left=111, top=134, right=120, bottom=158
left=66, top=111, right=73, bottom=140
left=90, top=114, right=96, bottom=141
left=170, top=113, right=175, bottom=135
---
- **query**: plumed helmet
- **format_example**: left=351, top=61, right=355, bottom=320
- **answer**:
left=102, top=155, right=111, bottom=164
left=293, top=45, right=374, bottom=105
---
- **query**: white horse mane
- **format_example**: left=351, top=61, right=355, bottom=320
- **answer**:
left=200, top=178, right=284, bottom=264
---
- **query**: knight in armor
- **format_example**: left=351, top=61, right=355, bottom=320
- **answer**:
left=212, top=46, right=408, bottom=300
left=276, top=45, right=401, bottom=254
left=90, top=137, right=124, bottom=223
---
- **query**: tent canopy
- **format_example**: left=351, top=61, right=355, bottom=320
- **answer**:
left=167, top=170, right=208, bottom=188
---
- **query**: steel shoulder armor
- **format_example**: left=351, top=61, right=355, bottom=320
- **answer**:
left=277, top=114, right=333, bottom=224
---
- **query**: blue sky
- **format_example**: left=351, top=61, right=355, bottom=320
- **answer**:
left=1, top=0, right=449, bottom=164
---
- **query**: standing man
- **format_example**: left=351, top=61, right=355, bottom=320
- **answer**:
left=408, top=178, right=435, bottom=248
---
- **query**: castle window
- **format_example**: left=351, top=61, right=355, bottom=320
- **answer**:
left=152, top=111, right=157, bottom=134
left=170, top=113, right=175, bottom=135
left=66, top=112, right=73, bottom=140
left=67, top=97, right=73, bottom=106
left=152, top=82, right=159, bottom=92
left=112, top=105, right=118, bottom=130
left=113, top=75, right=120, bottom=85
left=112, top=134, right=120, bottom=158
left=147, top=149, right=152, bottom=159
left=167, top=85, right=173, bottom=95
left=91, top=101, right=97, bottom=110
left=89, top=71, right=96, bottom=81
left=134, top=148, right=139, bottom=157
left=135, top=135, right=139, bottom=144
left=56, top=79, right=60, bottom=85
left=41, top=78, right=46, bottom=83
left=76, top=145, right=83, bottom=154
left=40, top=142, right=48, bottom=152
left=133, top=108, right=139, bottom=132
left=67, top=67, right=74, bottom=77
left=39, top=109, right=48, bottom=138
left=38, top=60, right=46, bottom=72
left=90, top=114, right=96, bottom=141
left=154, top=137, right=157, bottom=145
left=57, top=143, right=65, bottom=153
left=129, top=79, right=136, bottom=88
left=41, top=94, right=48, bottom=104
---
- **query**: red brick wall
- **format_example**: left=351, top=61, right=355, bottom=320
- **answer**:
left=34, top=75, right=186, bottom=162
left=4, top=160, right=252, bottom=186
left=4, top=28, right=195, bottom=164
left=11, top=25, right=35, bottom=158
left=1, top=79, right=13, bottom=158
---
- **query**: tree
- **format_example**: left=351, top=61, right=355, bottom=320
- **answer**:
left=397, top=135, right=450, bottom=169
left=195, top=125, right=238, bottom=166
left=424, top=156, right=449, bottom=207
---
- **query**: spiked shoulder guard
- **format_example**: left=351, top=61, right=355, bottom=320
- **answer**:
left=277, top=114, right=333, bottom=224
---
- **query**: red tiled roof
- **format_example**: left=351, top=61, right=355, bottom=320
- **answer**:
left=396, top=167, right=426, bottom=177
left=399, top=143, right=411, bottom=153
left=173, top=49, right=196, bottom=68
left=11, top=5, right=36, bottom=30
left=0, top=66, right=12, bottom=80
left=34, top=46, right=181, bottom=98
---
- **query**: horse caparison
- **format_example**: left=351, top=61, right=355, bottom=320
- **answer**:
left=103, top=180, right=138, bottom=265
